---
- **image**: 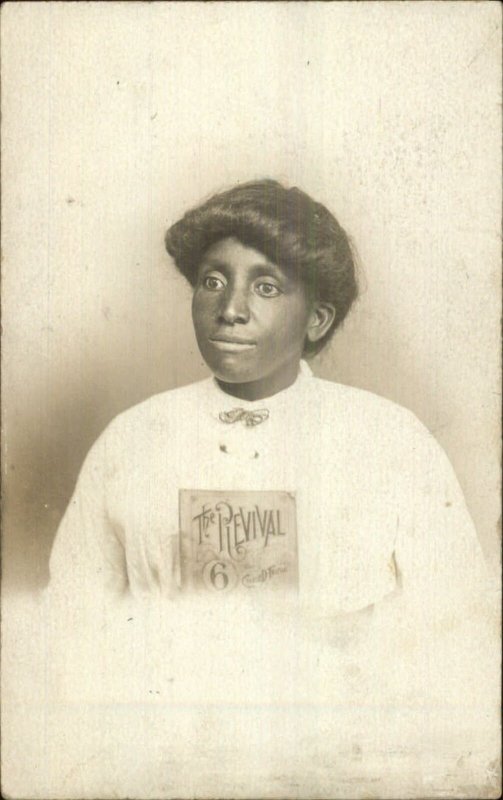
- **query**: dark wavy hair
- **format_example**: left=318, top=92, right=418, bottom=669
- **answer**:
left=165, top=179, right=359, bottom=355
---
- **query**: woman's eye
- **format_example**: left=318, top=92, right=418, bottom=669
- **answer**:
left=203, top=275, right=225, bottom=290
left=255, top=282, right=281, bottom=298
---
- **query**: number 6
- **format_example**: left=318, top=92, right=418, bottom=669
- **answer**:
left=210, top=561, right=228, bottom=590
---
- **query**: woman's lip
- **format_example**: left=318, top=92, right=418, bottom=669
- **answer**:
left=209, top=338, right=257, bottom=351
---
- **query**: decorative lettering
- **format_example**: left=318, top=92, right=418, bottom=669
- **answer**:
left=191, top=502, right=287, bottom=561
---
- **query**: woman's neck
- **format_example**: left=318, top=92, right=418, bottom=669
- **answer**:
left=216, top=361, right=301, bottom=402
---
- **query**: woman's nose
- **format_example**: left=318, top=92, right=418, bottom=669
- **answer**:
left=219, top=287, right=250, bottom=324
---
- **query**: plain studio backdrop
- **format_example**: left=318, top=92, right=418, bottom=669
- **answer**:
left=1, top=1, right=501, bottom=593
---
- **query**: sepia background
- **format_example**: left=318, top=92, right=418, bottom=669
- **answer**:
left=2, top=1, right=501, bottom=593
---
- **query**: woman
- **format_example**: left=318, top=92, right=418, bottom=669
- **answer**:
left=49, top=178, right=488, bottom=612
left=46, top=180, right=497, bottom=795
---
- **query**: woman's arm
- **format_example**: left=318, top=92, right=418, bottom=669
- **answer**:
left=393, top=420, right=492, bottom=620
left=48, top=432, right=129, bottom=602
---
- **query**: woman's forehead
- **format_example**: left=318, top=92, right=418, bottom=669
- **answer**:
left=200, top=237, right=285, bottom=276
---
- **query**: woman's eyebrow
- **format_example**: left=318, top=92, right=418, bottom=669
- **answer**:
left=200, top=259, right=285, bottom=278
left=198, top=258, right=227, bottom=272
left=248, top=263, right=284, bottom=278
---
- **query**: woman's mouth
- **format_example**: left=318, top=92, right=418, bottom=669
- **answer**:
left=209, top=337, right=257, bottom=352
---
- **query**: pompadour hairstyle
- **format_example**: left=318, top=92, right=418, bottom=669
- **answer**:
left=165, top=179, right=359, bottom=355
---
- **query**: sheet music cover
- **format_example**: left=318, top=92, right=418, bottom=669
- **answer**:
left=179, top=490, right=298, bottom=595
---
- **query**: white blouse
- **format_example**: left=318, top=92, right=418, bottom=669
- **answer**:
left=49, top=360, right=488, bottom=617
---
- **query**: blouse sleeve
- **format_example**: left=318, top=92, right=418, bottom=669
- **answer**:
left=393, top=414, right=493, bottom=623
left=376, top=415, right=500, bottom=767
left=48, top=431, right=128, bottom=602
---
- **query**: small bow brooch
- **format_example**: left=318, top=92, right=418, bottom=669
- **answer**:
left=219, top=408, right=270, bottom=427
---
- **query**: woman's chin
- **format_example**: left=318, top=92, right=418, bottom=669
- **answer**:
left=203, top=352, right=260, bottom=385
left=212, top=363, right=257, bottom=386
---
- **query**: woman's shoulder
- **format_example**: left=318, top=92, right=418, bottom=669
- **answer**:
left=307, top=373, right=441, bottom=457
left=309, top=373, right=421, bottom=426
left=95, top=377, right=213, bottom=444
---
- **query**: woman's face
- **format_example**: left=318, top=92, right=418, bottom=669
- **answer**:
left=191, top=237, right=315, bottom=400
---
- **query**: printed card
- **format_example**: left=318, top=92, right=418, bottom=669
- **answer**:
left=179, top=490, right=298, bottom=595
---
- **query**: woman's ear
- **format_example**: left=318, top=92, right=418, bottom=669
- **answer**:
left=306, top=303, right=336, bottom=344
